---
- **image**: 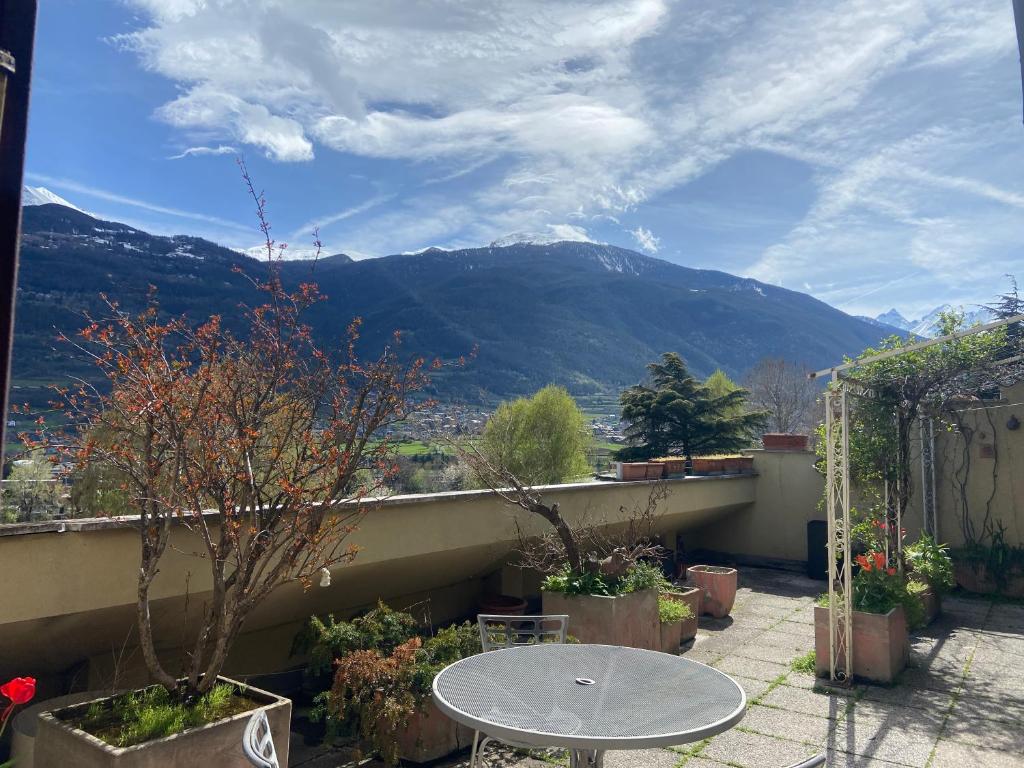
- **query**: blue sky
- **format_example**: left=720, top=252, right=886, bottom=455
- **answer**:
left=25, top=0, right=1024, bottom=319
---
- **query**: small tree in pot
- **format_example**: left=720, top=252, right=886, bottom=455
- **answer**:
left=28, top=169, right=438, bottom=702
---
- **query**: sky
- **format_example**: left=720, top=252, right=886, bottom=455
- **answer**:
left=24, top=0, right=1024, bottom=320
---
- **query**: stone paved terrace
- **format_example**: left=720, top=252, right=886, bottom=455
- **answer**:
left=291, top=568, right=1024, bottom=768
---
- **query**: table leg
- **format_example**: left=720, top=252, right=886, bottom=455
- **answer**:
left=569, top=749, right=604, bottom=767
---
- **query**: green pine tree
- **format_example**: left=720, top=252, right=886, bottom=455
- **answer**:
left=616, top=353, right=766, bottom=461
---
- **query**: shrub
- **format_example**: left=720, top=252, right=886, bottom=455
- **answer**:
left=900, top=579, right=929, bottom=630
left=658, top=597, right=693, bottom=624
left=542, top=560, right=670, bottom=597
left=905, top=534, right=955, bottom=592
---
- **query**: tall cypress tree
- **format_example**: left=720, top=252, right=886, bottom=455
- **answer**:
left=616, top=353, right=766, bottom=461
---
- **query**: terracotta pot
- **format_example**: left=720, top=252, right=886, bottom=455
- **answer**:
left=762, top=434, right=809, bottom=451
left=813, top=605, right=908, bottom=684
left=398, top=697, right=475, bottom=764
left=686, top=565, right=738, bottom=618
left=34, top=677, right=291, bottom=768
left=679, top=614, right=698, bottom=643
left=919, top=586, right=940, bottom=626
left=656, top=458, right=687, bottom=477
left=662, top=586, right=702, bottom=626
left=542, top=588, right=658, bottom=650
left=615, top=462, right=665, bottom=481
left=477, top=593, right=527, bottom=615
left=689, top=457, right=725, bottom=475
left=659, top=620, right=683, bottom=654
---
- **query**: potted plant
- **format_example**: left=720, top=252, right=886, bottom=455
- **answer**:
left=27, top=174, right=441, bottom=767
left=686, top=565, right=738, bottom=617
left=542, top=561, right=666, bottom=650
left=651, top=457, right=687, bottom=477
left=325, top=622, right=481, bottom=765
left=663, top=583, right=702, bottom=637
left=813, top=551, right=909, bottom=683
left=905, top=534, right=955, bottom=624
left=615, top=462, right=665, bottom=480
left=657, top=596, right=694, bottom=653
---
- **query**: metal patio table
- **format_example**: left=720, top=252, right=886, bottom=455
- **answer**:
left=432, top=643, right=747, bottom=768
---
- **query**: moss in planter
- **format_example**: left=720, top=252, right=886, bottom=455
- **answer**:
left=68, top=683, right=260, bottom=748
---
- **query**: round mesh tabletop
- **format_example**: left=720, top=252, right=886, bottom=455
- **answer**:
left=432, top=644, right=746, bottom=750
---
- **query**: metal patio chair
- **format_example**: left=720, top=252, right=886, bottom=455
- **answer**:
left=470, top=614, right=569, bottom=767
left=242, top=709, right=280, bottom=768
left=784, top=755, right=825, bottom=768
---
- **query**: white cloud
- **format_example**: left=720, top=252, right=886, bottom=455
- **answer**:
left=631, top=226, right=659, bottom=253
left=168, top=145, right=237, bottom=160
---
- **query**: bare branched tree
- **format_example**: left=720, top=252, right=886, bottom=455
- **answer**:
left=744, top=358, right=820, bottom=434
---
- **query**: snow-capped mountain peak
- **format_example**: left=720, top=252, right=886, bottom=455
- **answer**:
left=875, top=304, right=994, bottom=338
left=489, top=232, right=573, bottom=248
left=875, top=308, right=911, bottom=330
left=22, top=186, right=87, bottom=214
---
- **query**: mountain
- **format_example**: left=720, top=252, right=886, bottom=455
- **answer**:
left=873, top=305, right=994, bottom=338
left=21, top=186, right=88, bottom=214
left=11, top=203, right=901, bottom=406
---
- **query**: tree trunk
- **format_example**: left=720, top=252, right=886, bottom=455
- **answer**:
left=137, top=569, right=179, bottom=692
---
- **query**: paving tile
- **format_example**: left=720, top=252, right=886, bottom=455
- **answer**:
left=730, top=674, right=773, bottom=703
left=857, top=684, right=954, bottom=712
left=733, top=643, right=802, bottom=666
left=759, top=682, right=852, bottom=719
left=894, top=665, right=962, bottom=692
left=929, top=739, right=1024, bottom=768
left=827, top=709, right=942, bottom=767
left=604, top=748, right=681, bottom=768
left=939, top=712, right=1024, bottom=753
left=949, top=690, right=1024, bottom=724
left=822, top=748, right=907, bottom=768
left=737, top=703, right=834, bottom=744
left=754, top=631, right=815, bottom=653
left=773, top=620, right=816, bottom=637
left=702, top=728, right=820, bottom=768
left=713, top=655, right=789, bottom=683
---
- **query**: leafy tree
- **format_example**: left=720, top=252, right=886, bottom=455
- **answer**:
left=616, top=353, right=766, bottom=461
left=2, top=454, right=61, bottom=522
left=478, top=385, right=592, bottom=485
left=704, top=369, right=743, bottom=417
left=744, top=358, right=820, bottom=434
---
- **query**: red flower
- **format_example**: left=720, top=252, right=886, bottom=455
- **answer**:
left=855, top=554, right=872, bottom=571
left=887, top=567, right=897, bottom=576
left=1, top=677, right=36, bottom=706
left=872, top=552, right=886, bottom=571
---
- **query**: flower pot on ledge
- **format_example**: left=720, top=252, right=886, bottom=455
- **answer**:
left=686, top=565, right=738, bottom=618
left=762, top=433, right=809, bottom=451
left=615, top=462, right=665, bottom=481
left=34, top=676, right=291, bottom=768
left=813, top=604, right=908, bottom=684
left=542, top=588, right=658, bottom=650
left=652, top=458, right=687, bottom=477
left=689, top=456, right=754, bottom=475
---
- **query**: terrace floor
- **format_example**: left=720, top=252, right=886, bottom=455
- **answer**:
left=291, top=568, right=1024, bottom=768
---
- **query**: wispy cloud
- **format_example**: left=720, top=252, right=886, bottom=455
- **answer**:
left=168, top=144, right=237, bottom=160
left=289, top=193, right=395, bottom=241
left=631, top=226, right=659, bottom=253
left=26, top=172, right=251, bottom=232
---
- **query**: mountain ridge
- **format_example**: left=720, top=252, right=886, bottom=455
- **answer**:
left=12, top=202, right=901, bottom=405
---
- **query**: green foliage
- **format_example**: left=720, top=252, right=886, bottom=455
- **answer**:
left=616, top=353, right=766, bottom=461
left=479, top=385, right=592, bottom=484
left=2, top=454, right=61, bottom=522
left=905, top=534, right=955, bottom=592
left=790, top=650, right=816, bottom=675
left=901, top=580, right=929, bottom=630
left=851, top=552, right=904, bottom=615
left=294, top=600, right=419, bottom=683
left=704, top=369, right=743, bottom=417
left=542, top=561, right=669, bottom=597
left=74, top=683, right=245, bottom=748
left=955, top=523, right=1024, bottom=591
left=658, top=596, right=693, bottom=623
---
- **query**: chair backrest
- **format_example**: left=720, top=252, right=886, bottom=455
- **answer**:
left=477, top=614, right=569, bottom=651
left=242, top=709, right=279, bottom=768
left=784, top=754, right=825, bottom=768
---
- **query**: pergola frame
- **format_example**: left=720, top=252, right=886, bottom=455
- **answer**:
left=810, top=312, right=1024, bottom=683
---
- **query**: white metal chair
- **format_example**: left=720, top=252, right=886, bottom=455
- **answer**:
left=242, top=709, right=280, bottom=768
left=470, top=614, right=569, bottom=767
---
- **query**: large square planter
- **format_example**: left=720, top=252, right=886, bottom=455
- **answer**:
left=662, top=587, right=701, bottom=641
left=686, top=565, right=738, bottom=618
left=398, top=697, right=475, bottom=763
left=953, top=561, right=1024, bottom=598
left=542, top=588, right=658, bottom=650
left=919, top=586, right=941, bottom=626
left=813, top=605, right=908, bottom=684
left=34, top=676, right=291, bottom=768
left=659, top=620, right=683, bottom=654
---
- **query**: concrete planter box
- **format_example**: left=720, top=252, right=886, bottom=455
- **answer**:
left=659, top=620, right=683, bottom=654
left=615, top=462, right=665, bottom=481
left=953, top=561, right=1024, bottom=598
left=398, top=697, right=475, bottom=764
left=34, top=677, right=290, bottom=768
left=763, top=434, right=809, bottom=451
left=662, top=587, right=701, bottom=641
left=919, top=586, right=941, bottom=626
left=542, top=588, right=658, bottom=650
left=686, top=565, right=738, bottom=618
left=813, top=605, right=908, bottom=684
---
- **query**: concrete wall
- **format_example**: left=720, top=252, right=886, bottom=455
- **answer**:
left=0, top=474, right=755, bottom=694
